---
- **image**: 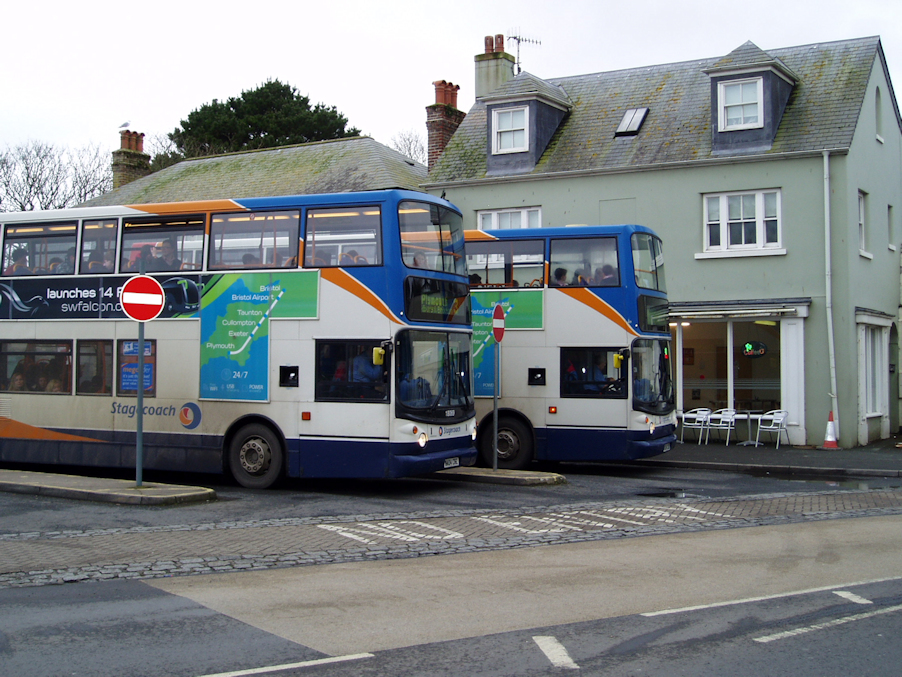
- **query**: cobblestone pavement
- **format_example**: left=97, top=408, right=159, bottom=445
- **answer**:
left=3, top=489, right=902, bottom=589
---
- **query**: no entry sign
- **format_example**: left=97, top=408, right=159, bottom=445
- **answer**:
left=492, top=303, right=505, bottom=343
left=121, top=275, right=165, bottom=322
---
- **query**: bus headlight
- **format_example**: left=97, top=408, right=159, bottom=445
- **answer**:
left=471, top=426, right=477, bottom=441
left=417, top=432, right=428, bottom=448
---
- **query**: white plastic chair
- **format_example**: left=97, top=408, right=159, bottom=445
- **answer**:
left=705, top=408, right=737, bottom=445
left=755, top=409, right=789, bottom=448
left=680, top=408, right=711, bottom=443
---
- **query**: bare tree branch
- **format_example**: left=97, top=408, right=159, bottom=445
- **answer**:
left=0, top=141, right=112, bottom=212
left=390, top=129, right=427, bottom=165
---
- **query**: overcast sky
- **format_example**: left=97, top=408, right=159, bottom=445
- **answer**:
left=3, top=0, right=901, bottom=156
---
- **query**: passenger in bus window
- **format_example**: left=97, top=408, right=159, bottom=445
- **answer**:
left=4, top=248, right=30, bottom=276
left=571, top=269, right=589, bottom=286
left=412, top=251, right=427, bottom=268
left=86, top=249, right=110, bottom=273
left=46, top=379, right=63, bottom=393
left=150, top=239, right=181, bottom=271
left=242, top=253, right=260, bottom=266
left=340, top=249, right=365, bottom=266
left=594, top=264, right=618, bottom=286
left=56, top=248, right=76, bottom=274
left=8, top=372, right=26, bottom=391
left=551, top=268, right=568, bottom=286
left=351, top=345, right=382, bottom=382
left=129, top=245, right=154, bottom=271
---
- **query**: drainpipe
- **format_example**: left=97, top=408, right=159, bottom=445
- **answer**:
left=824, top=150, right=840, bottom=438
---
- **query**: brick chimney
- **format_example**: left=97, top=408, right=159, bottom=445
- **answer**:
left=111, top=130, right=151, bottom=189
left=426, top=80, right=465, bottom=171
left=475, top=33, right=515, bottom=98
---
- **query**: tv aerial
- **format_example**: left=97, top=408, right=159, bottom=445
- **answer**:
left=507, top=31, right=541, bottom=74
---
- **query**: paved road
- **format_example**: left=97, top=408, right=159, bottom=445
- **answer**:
left=5, top=514, right=902, bottom=676
left=3, top=488, right=901, bottom=588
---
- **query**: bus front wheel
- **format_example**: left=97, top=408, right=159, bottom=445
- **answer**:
left=229, top=424, right=284, bottom=489
left=480, top=417, right=533, bottom=470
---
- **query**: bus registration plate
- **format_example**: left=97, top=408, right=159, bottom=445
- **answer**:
left=444, top=457, right=460, bottom=469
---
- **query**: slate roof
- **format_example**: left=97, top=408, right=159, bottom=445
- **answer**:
left=82, top=137, right=427, bottom=207
left=484, top=72, right=573, bottom=109
left=428, top=37, right=889, bottom=183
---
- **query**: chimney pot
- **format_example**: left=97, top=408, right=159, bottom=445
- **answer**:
left=432, top=80, right=448, bottom=105
left=447, top=82, right=460, bottom=109
left=484, top=36, right=495, bottom=54
left=494, top=34, right=504, bottom=53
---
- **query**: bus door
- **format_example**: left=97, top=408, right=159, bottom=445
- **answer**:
left=311, top=338, right=391, bottom=439
left=553, top=346, right=630, bottom=430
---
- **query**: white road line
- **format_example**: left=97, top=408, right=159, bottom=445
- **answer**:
left=533, top=635, right=580, bottom=670
left=754, top=603, right=902, bottom=643
left=833, top=590, right=873, bottom=605
left=194, top=652, right=374, bottom=677
left=642, top=575, right=902, bottom=616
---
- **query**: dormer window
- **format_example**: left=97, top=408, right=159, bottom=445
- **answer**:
left=493, top=106, right=529, bottom=154
left=719, top=78, right=764, bottom=130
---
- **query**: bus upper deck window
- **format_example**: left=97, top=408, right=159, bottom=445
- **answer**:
left=304, top=206, right=382, bottom=268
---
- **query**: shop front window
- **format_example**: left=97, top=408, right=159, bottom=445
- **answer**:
left=676, top=320, right=780, bottom=413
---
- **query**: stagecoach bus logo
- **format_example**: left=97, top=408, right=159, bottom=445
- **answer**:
left=179, top=402, right=202, bottom=429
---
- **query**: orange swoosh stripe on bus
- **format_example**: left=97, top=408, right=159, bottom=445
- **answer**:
left=319, top=268, right=404, bottom=324
left=556, top=287, right=639, bottom=336
left=127, top=200, right=246, bottom=215
left=464, top=230, right=498, bottom=242
left=0, top=418, right=102, bottom=443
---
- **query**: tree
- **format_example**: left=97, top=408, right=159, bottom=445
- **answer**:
left=390, top=129, right=427, bottom=165
left=145, top=133, right=182, bottom=173
left=168, top=79, right=361, bottom=158
left=0, top=141, right=112, bottom=212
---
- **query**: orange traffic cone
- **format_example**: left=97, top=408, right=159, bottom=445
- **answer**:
left=822, top=411, right=839, bottom=449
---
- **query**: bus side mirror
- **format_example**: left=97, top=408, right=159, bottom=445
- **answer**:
left=372, top=347, right=385, bottom=366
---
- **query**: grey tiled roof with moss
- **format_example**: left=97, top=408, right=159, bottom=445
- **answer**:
left=83, top=137, right=426, bottom=206
left=484, top=72, right=573, bottom=108
left=428, top=37, right=890, bottom=183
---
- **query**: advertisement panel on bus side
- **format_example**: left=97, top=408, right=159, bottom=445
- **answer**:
left=471, top=289, right=543, bottom=396
left=0, top=275, right=205, bottom=320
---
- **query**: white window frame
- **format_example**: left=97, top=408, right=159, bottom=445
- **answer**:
left=492, top=106, right=529, bottom=155
left=718, top=78, right=764, bottom=131
left=856, top=312, right=891, bottom=443
left=858, top=190, right=871, bottom=257
left=477, top=207, right=541, bottom=230
left=698, top=189, right=784, bottom=259
left=888, top=205, right=896, bottom=252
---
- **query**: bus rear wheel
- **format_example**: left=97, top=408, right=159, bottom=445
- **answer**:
left=229, top=424, right=283, bottom=489
left=479, top=417, right=533, bottom=470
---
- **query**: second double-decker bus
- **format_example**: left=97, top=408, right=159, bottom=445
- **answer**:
left=0, top=190, right=476, bottom=488
left=465, top=225, right=676, bottom=469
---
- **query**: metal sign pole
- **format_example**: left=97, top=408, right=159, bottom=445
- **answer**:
left=135, top=257, right=146, bottom=488
left=491, top=302, right=505, bottom=472
left=121, top=265, right=164, bottom=489
left=136, top=322, right=145, bottom=487
left=493, top=339, right=499, bottom=471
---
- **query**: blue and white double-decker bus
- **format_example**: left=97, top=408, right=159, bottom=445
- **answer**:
left=0, top=190, right=477, bottom=488
left=465, top=225, right=676, bottom=468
